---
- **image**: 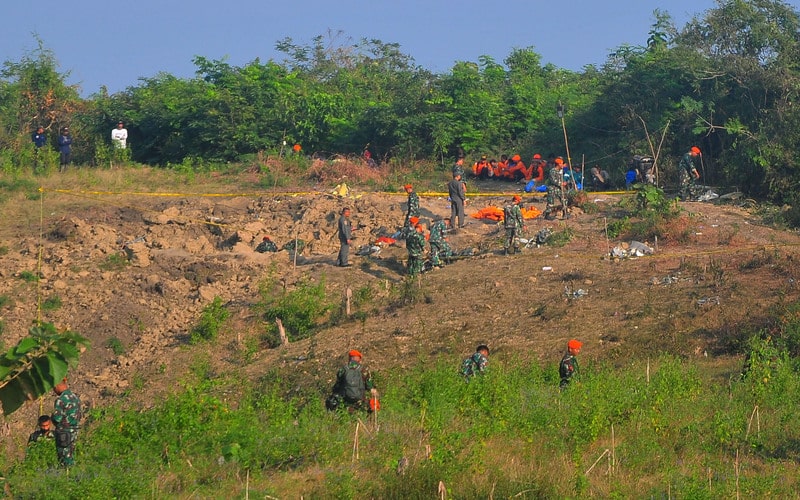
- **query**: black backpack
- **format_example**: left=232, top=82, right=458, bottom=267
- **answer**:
left=339, top=365, right=365, bottom=402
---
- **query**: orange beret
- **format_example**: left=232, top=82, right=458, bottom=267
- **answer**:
left=349, top=350, right=362, bottom=358
left=513, top=195, right=522, bottom=202
left=512, top=154, right=521, bottom=161
left=404, top=184, right=413, bottom=190
left=690, top=146, right=701, bottom=154
left=409, top=216, right=420, bottom=225
left=567, top=339, right=582, bottom=350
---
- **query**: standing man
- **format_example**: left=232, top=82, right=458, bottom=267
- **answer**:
left=32, top=126, right=47, bottom=170
left=52, top=378, right=81, bottom=467
left=32, top=126, right=47, bottom=149
left=403, top=184, right=420, bottom=229
left=679, top=146, right=702, bottom=201
left=406, top=222, right=427, bottom=276
left=452, top=156, right=465, bottom=178
left=336, top=207, right=353, bottom=267
left=503, top=195, right=525, bottom=255
left=111, top=121, right=128, bottom=149
left=448, top=173, right=467, bottom=230
left=58, top=127, right=72, bottom=172
left=544, top=157, right=569, bottom=220
left=559, top=339, right=582, bottom=389
left=429, top=216, right=453, bottom=268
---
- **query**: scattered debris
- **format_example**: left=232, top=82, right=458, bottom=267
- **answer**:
left=564, top=286, right=588, bottom=299
left=696, top=190, right=720, bottom=202
left=697, top=296, right=720, bottom=306
left=650, top=275, right=680, bottom=286
left=610, top=240, right=654, bottom=259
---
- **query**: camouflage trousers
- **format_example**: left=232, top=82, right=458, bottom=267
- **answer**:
left=679, top=170, right=697, bottom=200
left=545, top=185, right=567, bottom=217
left=56, top=428, right=78, bottom=467
left=504, top=227, right=522, bottom=254
left=407, top=255, right=425, bottom=276
left=430, top=241, right=453, bottom=266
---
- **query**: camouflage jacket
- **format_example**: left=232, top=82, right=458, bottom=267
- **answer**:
left=503, top=203, right=523, bottom=230
left=255, top=239, right=278, bottom=253
left=679, top=152, right=699, bottom=176
left=559, top=354, right=579, bottom=388
left=53, top=390, right=82, bottom=429
left=429, top=220, right=447, bottom=245
left=547, top=166, right=564, bottom=187
left=406, top=191, right=420, bottom=218
left=461, top=352, right=488, bottom=379
left=28, top=428, right=55, bottom=444
left=406, top=231, right=427, bottom=258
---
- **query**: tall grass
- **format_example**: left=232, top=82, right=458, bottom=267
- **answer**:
left=6, top=340, right=800, bottom=499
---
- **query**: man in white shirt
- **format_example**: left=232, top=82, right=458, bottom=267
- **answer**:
left=111, top=121, right=128, bottom=149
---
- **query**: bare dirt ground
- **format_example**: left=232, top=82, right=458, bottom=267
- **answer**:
left=2, top=170, right=800, bottom=448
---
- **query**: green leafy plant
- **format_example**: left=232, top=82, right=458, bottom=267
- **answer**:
left=106, top=337, right=125, bottom=356
left=40, top=295, right=62, bottom=312
left=0, top=322, right=89, bottom=415
left=190, top=296, right=230, bottom=344
left=257, top=277, right=330, bottom=347
left=99, top=253, right=130, bottom=271
left=17, top=270, right=39, bottom=282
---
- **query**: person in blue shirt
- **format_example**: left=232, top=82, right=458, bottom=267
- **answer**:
left=32, top=126, right=47, bottom=148
left=58, top=127, right=73, bottom=171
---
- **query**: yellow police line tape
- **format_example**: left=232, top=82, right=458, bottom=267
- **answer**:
left=40, top=187, right=629, bottom=198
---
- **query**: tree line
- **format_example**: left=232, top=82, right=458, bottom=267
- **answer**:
left=1, top=1, right=799, bottom=203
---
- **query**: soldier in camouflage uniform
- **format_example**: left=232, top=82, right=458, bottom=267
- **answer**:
left=328, top=350, right=377, bottom=412
left=428, top=217, right=453, bottom=267
left=461, top=344, right=489, bottom=381
left=503, top=195, right=525, bottom=255
left=452, top=157, right=465, bottom=178
left=52, top=379, right=81, bottom=467
left=254, top=236, right=278, bottom=253
left=559, top=339, right=582, bottom=389
left=406, top=223, right=427, bottom=276
left=27, top=415, right=55, bottom=445
left=679, top=146, right=701, bottom=201
left=403, top=184, right=420, bottom=229
left=545, top=157, right=569, bottom=220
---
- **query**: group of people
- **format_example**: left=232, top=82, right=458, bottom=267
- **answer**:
left=26, top=378, right=82, bottom=468
left=30, top=121, right=128, bottom=171
left=325, top=339, right=582, bottom=413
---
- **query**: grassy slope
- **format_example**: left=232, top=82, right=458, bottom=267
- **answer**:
left=2, top=163, right=800, bottom=498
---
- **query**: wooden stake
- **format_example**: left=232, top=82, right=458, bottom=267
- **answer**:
left=276, top=318, right=288, bottom=346
left=646, top=358, right=650, bottom=384
left=345, top=287, right=352, bottom=316
left=735, top=448, right=740, bottom=500
left=611, top=424, right=616, bottom=475
left=245, top=469, right=249, bottom=500
left=584, top=449, right=610, bottom=475
left=352, top=421, right=360, bottom=462
left=438, top=481, right=446, bottom=500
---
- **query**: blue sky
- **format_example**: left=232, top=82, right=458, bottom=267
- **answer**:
left=4, top=0, right=724, bottom=96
